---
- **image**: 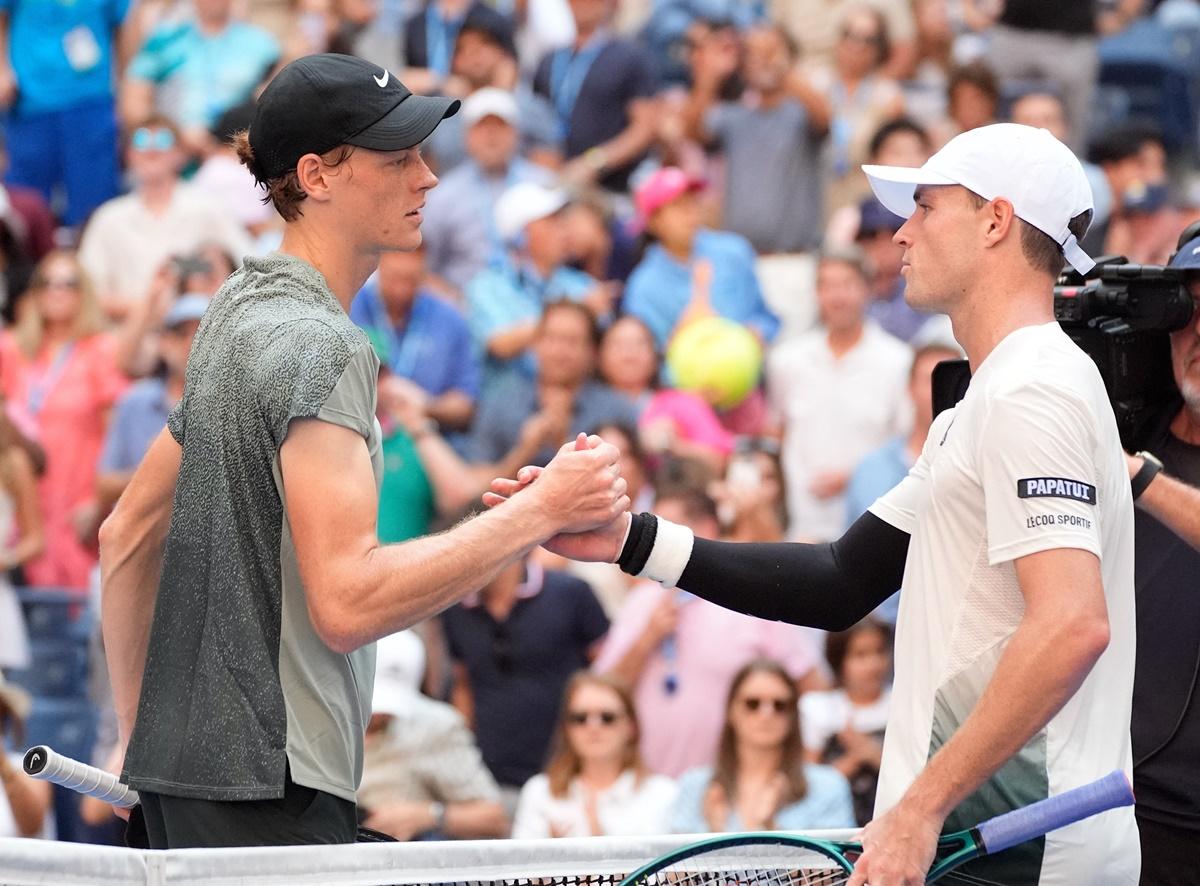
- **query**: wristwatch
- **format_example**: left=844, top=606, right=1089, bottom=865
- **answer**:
left=1131, top=451, right=1163, bottom=501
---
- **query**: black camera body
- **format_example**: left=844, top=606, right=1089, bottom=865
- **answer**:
left=931, top=256, right=1194, bottom=450
left=1053, top=257, right=1193, bottom=449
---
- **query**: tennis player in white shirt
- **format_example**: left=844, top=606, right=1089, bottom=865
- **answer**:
left=491, top=123, right=1139, bottom=885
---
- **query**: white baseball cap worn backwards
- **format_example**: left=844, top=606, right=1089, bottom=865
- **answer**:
left=863, top=123, right=1096, bottom=275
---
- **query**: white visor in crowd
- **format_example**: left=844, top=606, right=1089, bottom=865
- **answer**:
left=863, top=123, right=1096, bottom=275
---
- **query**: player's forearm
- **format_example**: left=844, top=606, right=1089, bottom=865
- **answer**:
left=1136, top=470, right=1200, bottom=551
left=314, top=497, right=558, bottom=652
left=900, top=609, right=1109, bottom=822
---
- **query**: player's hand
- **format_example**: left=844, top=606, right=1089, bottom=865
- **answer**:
left=103, top=745, right=132, bottom=821
left=529, top=433, right=629, bottom=534
left=847, top=800, right=942, bottom=886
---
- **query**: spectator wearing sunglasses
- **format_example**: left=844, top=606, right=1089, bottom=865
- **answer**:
left=77, top=115, right=250, bottom=321
left=442, top=554, right=609, bottom=813
left=512, top=672, right=676, bottom=837
left=669, top=658, right=855, bottom=833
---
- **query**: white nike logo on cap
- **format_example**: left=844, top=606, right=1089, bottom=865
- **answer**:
left=374, top=69, right=390, bottom=88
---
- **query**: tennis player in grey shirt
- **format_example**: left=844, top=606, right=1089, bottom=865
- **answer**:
left=98, top=53, right=630, bottom=849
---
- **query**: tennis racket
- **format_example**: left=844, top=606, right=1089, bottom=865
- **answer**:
left=23, top=745, right=140, bottom=809
left=620, top=770, right=1134, bottom=886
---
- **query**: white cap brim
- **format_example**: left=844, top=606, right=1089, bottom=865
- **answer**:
left=862, top=164, right=959, bottom=221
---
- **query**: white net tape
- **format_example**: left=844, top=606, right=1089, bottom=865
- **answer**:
left=0, top=832, right=859, bottom=886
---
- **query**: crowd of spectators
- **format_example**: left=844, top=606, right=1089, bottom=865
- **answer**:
left=1, top=0, right=1198, bottom=848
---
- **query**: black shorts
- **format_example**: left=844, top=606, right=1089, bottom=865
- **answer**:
left=138, top=768, right=357, bottom=849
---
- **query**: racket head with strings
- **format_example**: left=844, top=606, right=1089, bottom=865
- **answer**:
left=619, top=833, right=859, bottom=886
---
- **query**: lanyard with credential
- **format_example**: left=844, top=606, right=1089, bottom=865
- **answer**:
left=26, top=343, right=75, bottom=417
left=549, top=35, right=608, bottom=141
left=363, top=286, right=426, bottom=380
left=425, top=4, right=465, bottom=78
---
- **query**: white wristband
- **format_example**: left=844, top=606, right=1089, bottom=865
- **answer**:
left=639, top=518, right=694, bottom=588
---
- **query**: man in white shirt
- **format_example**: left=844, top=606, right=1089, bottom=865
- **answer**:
left=490, top=123, right=1139, bottom=884
left=78, top=115, right=251, bottom=319
left=768, top=246, right=911, bottom=541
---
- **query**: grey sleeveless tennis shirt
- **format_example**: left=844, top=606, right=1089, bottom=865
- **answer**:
left=123, top=253, right=382, bottom=802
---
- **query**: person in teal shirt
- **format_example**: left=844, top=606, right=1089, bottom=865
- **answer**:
left=124, top=0, right=279, bottom=148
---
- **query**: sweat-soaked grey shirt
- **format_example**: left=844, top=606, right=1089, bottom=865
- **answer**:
left=123, top=253, right=382, bottom=803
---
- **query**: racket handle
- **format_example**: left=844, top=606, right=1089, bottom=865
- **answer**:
left=976, top=770, right=1134, bottom=854
left=22, top=745, right=140, bottom=809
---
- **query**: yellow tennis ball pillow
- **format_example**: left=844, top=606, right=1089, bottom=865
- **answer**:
left=666, top=317, right=763, bottom=410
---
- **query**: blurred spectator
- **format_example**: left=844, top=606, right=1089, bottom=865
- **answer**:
left=772, top=0, right=916, bottom=79
left=359, top=630, right=509, bottom=840
left=1089, top=123, right=1182, bottom=265
left=708, top=436, right=787, bottom=543
left=0, top=400, right=43, bottom=668
left=373, top=369, right=438, bottom=543
left=0, top=134, right=55, bottom=263
left=0, top=0, right=125, bottom=227
left=685, top=24, right=830, bottom=259
left=512, top=672, right=676, bottom=837
left=351, top=248, right=479, bottom=433
left=594, top=483, right=823, bottom=777
left=562, top=191, right=638, bottom=284
left=801, top=618, right=893, bottom=826
left=0, top=677, right=53, bottom=838
left=767, top=247, right=910, bottom=541
left=0, top=250, right=127, bottom=588
left=532, top=0, right=660, bottom=193
left=467, top=182, right=612, bottom=388
left=624, top=168, right=778, bottom=350
left=97, top=294, right=205, bottom=516
left=423, top=89, right=555, bottom=299
left=900, top=0, right=955, bottom=133
left=980, top=0, right=1142, bottom=151
left=945, top=59, right=999, bottom=137
left=858, top=198, right=926, bottom=343
left=77, top=115, right=250, bottom=321
left=467, top=300, right=637, bottom=467
left=597, top=315, right=734, bottom=468
left=669, top=658, right=855, bottom=831
left=443, top=554, right=609, bottom=808
left=120, top=0, right=280, bottom=152
left=843, top=342, right=962, bottom=623
left=637, top=0, right=767, bottom=87
left=403, top=0, right=511, bottom=96
left=805, top=5, right=905, bottom=216
left=0, top=190, right=35, bottom=321
left=423, top=15, right=561, bottom=171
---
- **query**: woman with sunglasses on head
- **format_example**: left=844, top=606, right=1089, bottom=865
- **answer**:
left=670, top=659, right=854, bottom=833
left=0, top=249, right=126, bottom=589
left=512, top=672, right=676, bottom=838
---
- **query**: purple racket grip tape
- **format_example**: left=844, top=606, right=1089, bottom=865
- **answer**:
left=976, top=771, right=1134, bottom=855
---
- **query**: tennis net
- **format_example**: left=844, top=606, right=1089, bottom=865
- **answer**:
left=0, top=831, right=858, bottom=886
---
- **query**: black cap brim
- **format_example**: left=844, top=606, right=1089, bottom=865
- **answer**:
left=345, top=94, right=460, bottom=152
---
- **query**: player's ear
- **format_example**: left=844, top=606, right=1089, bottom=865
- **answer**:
left=982, top=197, right=1016, bottom=247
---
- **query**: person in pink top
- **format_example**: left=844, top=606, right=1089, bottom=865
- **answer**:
left=0, top=250, right=129, bottom=588
left=593, top=480, right=825, bottom=777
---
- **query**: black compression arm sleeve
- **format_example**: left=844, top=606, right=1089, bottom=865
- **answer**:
left=675, top=512, right=910, bottom=631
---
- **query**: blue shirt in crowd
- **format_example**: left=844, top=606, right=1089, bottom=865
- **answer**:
left=350, top=282, right=480, bottom=399
left=467, top=372, right=638, bottom=466
left=623, top=229, right=780, bottom=349
left=422, top=157, right=553, bottom=296
left=100, top=377, right=172, bottom=472
left=467, top=257, right=598, bottom=388
left=128, top=19, right=280, bottom=128
left=2, top=0, right=130, bottom=113
left=670, top=764, right=857, bottom=833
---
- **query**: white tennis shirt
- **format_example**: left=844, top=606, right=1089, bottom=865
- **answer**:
left=869, top=322, right=1138, bottom=885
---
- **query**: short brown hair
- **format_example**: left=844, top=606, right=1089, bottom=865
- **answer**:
left=963, top=189, right=1091, bottom=277
left=232, top=130, right=355, bottom=222
left=825, top=617, right=893, bottom=681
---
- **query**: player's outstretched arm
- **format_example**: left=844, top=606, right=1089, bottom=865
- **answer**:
left=99, top=427, right=182, bottom=753
left=283, top=427, right=628, bottom=654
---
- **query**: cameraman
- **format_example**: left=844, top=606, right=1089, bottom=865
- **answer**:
left=1126, top=236, right=1200, bottom=884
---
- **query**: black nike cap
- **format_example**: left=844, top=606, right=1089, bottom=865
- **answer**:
left=247, top=53, right=460, bottom=183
